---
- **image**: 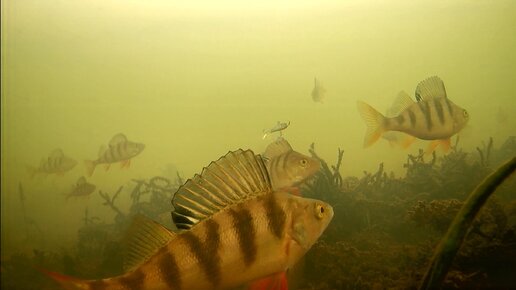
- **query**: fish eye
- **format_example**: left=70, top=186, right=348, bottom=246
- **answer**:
left=315, top=204, right=325, bottom=219
left=300, top=159, right=308, bottom=167
left=463, top=110, right=468, bottom=118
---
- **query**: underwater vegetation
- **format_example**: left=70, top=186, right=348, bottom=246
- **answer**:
left=1, top=136, right=515, bottom=290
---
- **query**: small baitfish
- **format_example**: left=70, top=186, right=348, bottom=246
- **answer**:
left=84, top=133, right=145, bottom=177
left=311, top=77, right=326, bottom=103
left=43, top=149, right=333, bottom=290
left=262, top=121, right=290, bottom=139
left=263, top=137, right=320, bottom=192
left=66, top=176, right=96, bottom=200
left=27, top=149, right=77, bottom=178
left=357, top=76, right=469, bottom=153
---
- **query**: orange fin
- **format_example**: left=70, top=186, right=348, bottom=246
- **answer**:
left=36, top=267, right=89, bottom=290
left=426, top=139, right=451, bottom=154
left=248, top=272, right=288, bottom=290
left=400, top=135, right=416, bottom=149
left=440, top=138, right=451, bottom=152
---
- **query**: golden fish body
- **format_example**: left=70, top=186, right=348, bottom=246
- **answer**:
left=46, top=150, right=333, bottom=290
left=264, top=137, right=320, bottom=191
left=357, top=76, right=469, bottom=152
left=85, top=133, right=145, bottom=176
left=28, top=149, right=77, bottom=177
left=66, top=176, right=96, bottom=200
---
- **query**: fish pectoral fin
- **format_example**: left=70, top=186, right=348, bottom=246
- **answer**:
left=124, top=214, right=176, bottom=271
left=247, top=272, right=288, bottom=290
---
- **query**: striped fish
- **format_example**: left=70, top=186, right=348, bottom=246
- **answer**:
left=44, top=149, right=333, bottom=290
left=357, top=76, right=469, bottom=153
left=66, top=176, right=96, bottom=200
left=27, top=149, right=77, bottom=178
left=263, top=137, right=320, bottom=191
left=84, top=133, right=145, bottom=177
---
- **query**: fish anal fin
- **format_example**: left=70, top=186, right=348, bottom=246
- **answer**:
left=399, top=135, right=416, bottom=149
left=248, top=272, right=288, bottom=290
left=264, top=137, right=293, bottom=159
left=415, top=76, right=447, bottom=101
left=124, top=214, right=176, bottom=271
left=357, top=101, right=386, bottom=148
left=109, top=133, right=128, bottom=147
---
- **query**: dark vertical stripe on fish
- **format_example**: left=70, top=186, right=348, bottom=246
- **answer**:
left=264, top=194, right=286, bottom=239
left=435, top=98, right=445, bottom=125
left=418, top=101, right=433, bottom=131
left=444, top=98, right=453, bottom=116
left=408, top=109, right=416, bottom=127
left=229, top=208, right=257, bottom=267
left=106, top=147, right=114, bottom=163
left=119, top=269, right=145, bottom=290
left=396, top=115, right=405, bottom=125
left=113, top=143, right=122, bottom=161
left=88, top=279, right=108, bottom=290
left=182, top=219, right=221, bottom=287
left=159, top=250, right=181, bottom=290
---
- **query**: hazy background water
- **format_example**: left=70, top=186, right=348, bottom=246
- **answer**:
left=2, top=0, right=515, bottom=256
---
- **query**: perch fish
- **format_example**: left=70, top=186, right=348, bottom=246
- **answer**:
left=66, top=176, right=96, bottom=200
left=84, top=133, right=145, bottom=177
left=357, top=76, right=469, bottom=153
left=26, top=149, right=77, bottom=178
left=264, top=137, right=320, bottom=192
left=44, top=149, right=333, bottom=290
left=262, top=121, right=290, bottom=139
left=311, top=78, right=326, bottom=103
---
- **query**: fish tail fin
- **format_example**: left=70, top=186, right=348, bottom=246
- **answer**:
left=357, top=101, right=386, bottom=148
left=26, top=165, right=37, bottom=179
left=248, top=272, right=288, bottom=290
left=84, top=160, right=96, bottom=177
left=36, top=267, right=91, bottom=290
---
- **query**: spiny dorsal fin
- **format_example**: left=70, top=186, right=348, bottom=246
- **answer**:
left=49, top=149, right=65, bottom=159
left=387, top=90, right=415, bottom=117
left=415, top=76, right=447, bottom=101
left=76, top=176, right=87, bottom=186
left=171, top=149, right=271, bottom=230
left=109, top=133, right=128, bottom=147
left=264, top=137, right=293, bottom=160
left=124, top=214, right=176, bottom=271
